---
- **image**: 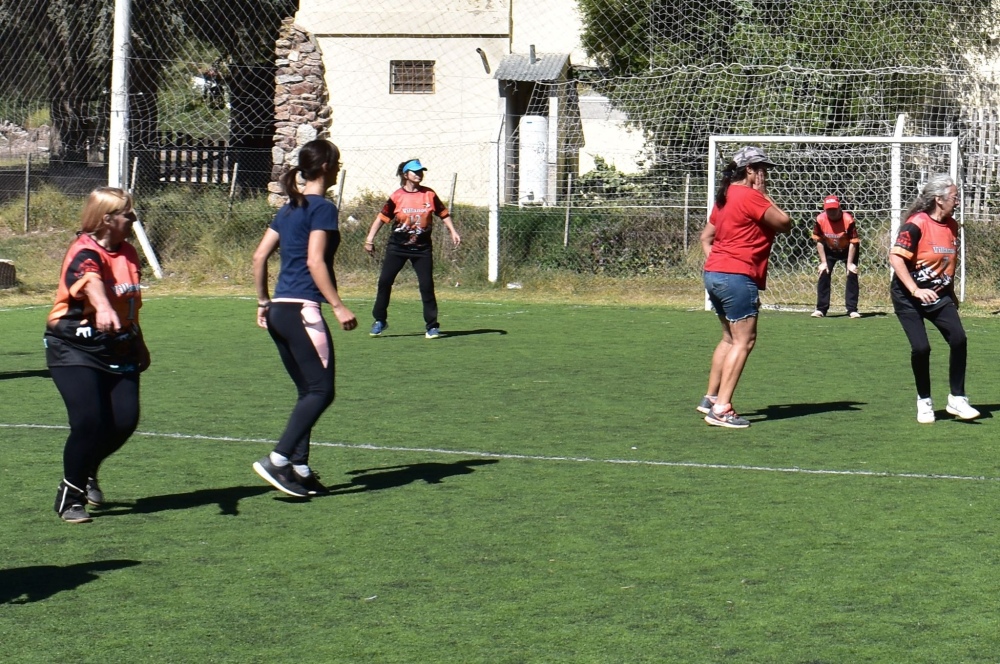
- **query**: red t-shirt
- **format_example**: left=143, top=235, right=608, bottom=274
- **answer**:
left=811, top=211, right=858, bottom=253
left=703, top=185, right=776, bottom=289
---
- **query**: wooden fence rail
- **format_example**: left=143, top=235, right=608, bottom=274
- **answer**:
left=155, top=132, right=229, bottom=184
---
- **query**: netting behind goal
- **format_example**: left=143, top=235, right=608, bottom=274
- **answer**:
left=709, top=136, right=959, bottom=312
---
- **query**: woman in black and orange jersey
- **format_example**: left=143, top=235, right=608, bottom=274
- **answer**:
left=811, top=195, right=861, bottom=318
left=889, top=174, right=979, bottom=424
left=363, top=159, right=461, bottom=339
left=45, top=187, right=150, bottom=523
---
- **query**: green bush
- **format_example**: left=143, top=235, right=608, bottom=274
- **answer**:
left=499, top=205, right=696, bottom=277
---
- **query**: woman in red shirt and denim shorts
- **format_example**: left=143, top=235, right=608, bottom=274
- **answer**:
left=698, top=147, right=792, bottom=428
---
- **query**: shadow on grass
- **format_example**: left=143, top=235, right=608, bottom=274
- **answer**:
left=99, top=485, right=272, bottom=517
left=744, top=401, right=866, bottom=422
left=0, top=369, right=50, bottom=380
left=0, top=560, right=140, bottom=604
left=375, top=329, right=507, bottom=339
left=439, top=329, right=508, bottom=338
left=829, top=312, right=888, bottom=319
left=940, top=403, right=995, bottom=422
left=325, top=458, right=499, bottom=495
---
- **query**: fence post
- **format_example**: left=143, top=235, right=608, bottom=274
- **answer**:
left=447, top=172, right=457, bottom=210
left=227, top=162, right=240, bottom=219
left=23, top=154, right=31, bottom=233
left=563, top=173, right=573, bottom=247
left=335, top=169, right=345, bottom=209
left=683, top=172, right=690, bottom=252
left=129, top=156, right=138, bottom=193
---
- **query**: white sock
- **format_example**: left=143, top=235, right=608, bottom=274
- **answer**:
left=269, top=452, right=289, bottom=467
left=293, top=464, right=311, bottom=477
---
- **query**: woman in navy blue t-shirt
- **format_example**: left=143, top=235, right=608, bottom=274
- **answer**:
left=251, top=139, right=358, bottom=497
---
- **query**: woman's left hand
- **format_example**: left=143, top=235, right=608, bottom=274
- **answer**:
left=332, top=303, right=358, bottom=331
left=451, top=232, right=461, bottom=247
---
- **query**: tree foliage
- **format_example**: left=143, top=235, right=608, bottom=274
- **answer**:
left=0, top=0, right=297, bottom=161
left=576, top=0, right=1000, bottom=169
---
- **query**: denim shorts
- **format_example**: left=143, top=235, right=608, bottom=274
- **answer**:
left=703, top=271, right=760, bottom=322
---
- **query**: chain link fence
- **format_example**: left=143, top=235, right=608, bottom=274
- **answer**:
left=3, top=1, right=1000, bottom=306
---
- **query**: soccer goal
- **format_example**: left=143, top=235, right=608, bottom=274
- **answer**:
left=707, top=134, right=961, bottom=312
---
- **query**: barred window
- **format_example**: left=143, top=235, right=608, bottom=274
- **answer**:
left=390, top=61, right=435, bottom=94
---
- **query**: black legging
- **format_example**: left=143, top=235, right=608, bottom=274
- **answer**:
left=266, top=302, right=335, bottom=465
left=815, top=252, right=859, bottom=314
left=893, top=296, right=967, bottom=399
left=49, top=366, right=140, bottom=489
left=372, top=247, right=439, bottom=330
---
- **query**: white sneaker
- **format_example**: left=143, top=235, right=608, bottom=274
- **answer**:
left=810, top=310, right=824, bottom=318
left=946, top=395, right=980, bottom=420
left=916, top=398, right=935, bottom=424
left=848, top=311, right=862, bottom=319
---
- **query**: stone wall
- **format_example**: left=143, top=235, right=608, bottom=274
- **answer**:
left=269, top=19, right=333, bottom=206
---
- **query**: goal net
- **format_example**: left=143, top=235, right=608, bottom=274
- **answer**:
left=708, top=135, right=960, bottom=312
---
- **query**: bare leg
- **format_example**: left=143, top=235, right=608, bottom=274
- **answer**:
left=706, top=314, right=733, bottom=397
left=713, top=316, right=758, bottom=412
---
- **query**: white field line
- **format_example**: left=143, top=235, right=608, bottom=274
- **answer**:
left=3, top=422, right=997, bottom=483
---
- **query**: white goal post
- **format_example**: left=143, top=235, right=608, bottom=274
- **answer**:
left=706, top=134, right=962, bottom=311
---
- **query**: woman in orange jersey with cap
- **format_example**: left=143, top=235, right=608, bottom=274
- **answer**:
left=44, top=187, right=150, bottom=523
left=889, top=174, right=979, bottom=424
left=363, top=158, right=461, bottom=339
left=810, top=195, right=861, bottom=318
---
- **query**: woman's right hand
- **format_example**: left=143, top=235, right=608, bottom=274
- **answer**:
left=364, top=241, right=375, bottom=255
left=912, top=287, right=940, bottom=305
left=95, top=307, right=121, bottom=333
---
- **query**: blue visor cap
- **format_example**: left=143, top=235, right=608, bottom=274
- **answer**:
left=402, top=159, right=427, bottom=174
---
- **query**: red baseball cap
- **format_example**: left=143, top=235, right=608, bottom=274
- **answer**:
left=823, top=195, right=841, bottom=210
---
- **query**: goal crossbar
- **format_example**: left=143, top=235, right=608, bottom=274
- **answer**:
left=706, top=134, right=962, bottom=310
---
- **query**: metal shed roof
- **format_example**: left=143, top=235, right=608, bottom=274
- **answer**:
left=493, top=52, right=570, bottom=82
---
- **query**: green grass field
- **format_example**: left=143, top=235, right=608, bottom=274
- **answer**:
left=2, top=294, right=1000, bottom=662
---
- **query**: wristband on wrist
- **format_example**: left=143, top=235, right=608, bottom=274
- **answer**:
left=911, top=288, right=919, bottom=296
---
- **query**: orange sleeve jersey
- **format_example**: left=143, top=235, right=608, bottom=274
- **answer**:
left=44, top=233, right=145, bottom=372
left=890, top=212, right=958, bottom=294
left=378, top=186, right=450, bottom=251
left=811, top=211, right=859, bottom=253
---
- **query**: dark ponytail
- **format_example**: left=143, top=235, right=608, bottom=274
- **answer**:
left=715, top=161, right=747, bottom=209
left=280, top=139, right=341, bottom=208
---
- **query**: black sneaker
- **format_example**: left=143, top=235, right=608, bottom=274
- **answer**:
left=253, top=456, right=309, bottom=497
left=86, top=477, right=104, bottom=507
left=54, top=480, right=93, bottom=523
left=292, top=469, right=329, bottom=496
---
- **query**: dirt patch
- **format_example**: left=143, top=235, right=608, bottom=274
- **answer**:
left=0, top=122, right=50, bottom=157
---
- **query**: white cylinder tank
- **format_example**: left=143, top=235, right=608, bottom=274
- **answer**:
left=518, top=115, right=548, bottom=205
